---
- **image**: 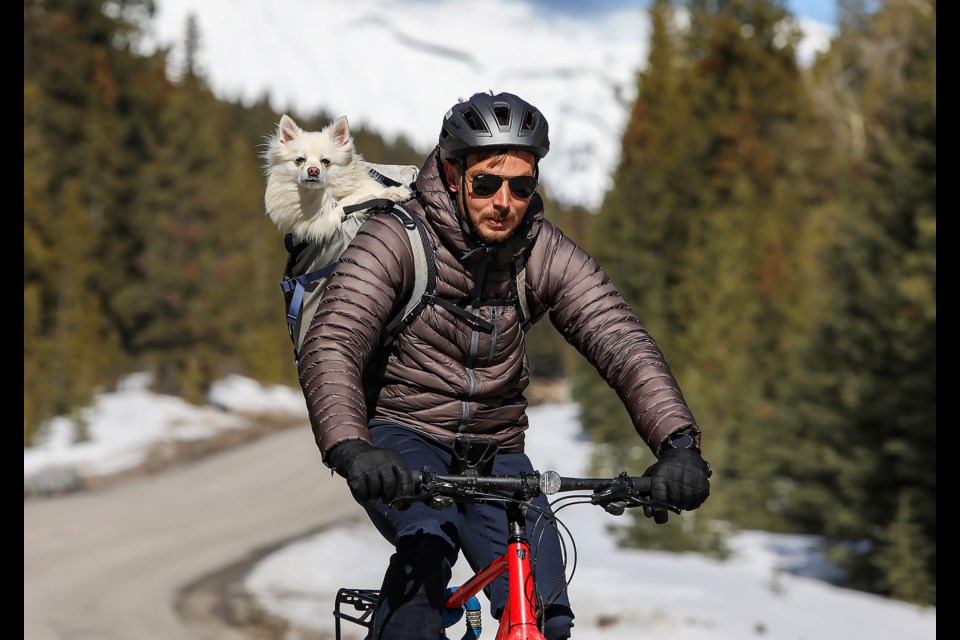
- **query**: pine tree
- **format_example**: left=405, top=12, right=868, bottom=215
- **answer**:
left=789, top=0, right=936, bottom=603
left=24, top=80, right=55, bottom=445
left=576, top=0, right=694, bottom=474
left=576, top=0, right=817, bottom=543
left=872, top=490, right=936, bottom=604
left=24, top=0, right=165, bottom=438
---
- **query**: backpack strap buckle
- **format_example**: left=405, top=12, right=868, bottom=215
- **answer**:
left=281, top=262, right=336, bottom=326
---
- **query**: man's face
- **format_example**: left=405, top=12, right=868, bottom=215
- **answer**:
left=444, top=150, right=538, bottom=244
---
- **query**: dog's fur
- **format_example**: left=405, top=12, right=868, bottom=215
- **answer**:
left=262, top=114, right=412, bottom=244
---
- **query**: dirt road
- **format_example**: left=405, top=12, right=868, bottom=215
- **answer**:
left=24, top=426, right=355, bottom=640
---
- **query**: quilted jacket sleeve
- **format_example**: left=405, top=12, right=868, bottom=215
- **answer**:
left=529, top=221, right=701, bottom=456
left=296, top=213, right=413, bottom=463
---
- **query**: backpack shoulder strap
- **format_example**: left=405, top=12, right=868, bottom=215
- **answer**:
left=383, top=204, right=434, bottom=342
left=279, top=233, right=339, bottom=329
left=342, top=197, right=404, bottom=217
left=371, top=203, right=532, bottom=343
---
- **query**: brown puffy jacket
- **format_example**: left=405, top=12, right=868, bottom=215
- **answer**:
left=297, top=149, right=700, bottom=465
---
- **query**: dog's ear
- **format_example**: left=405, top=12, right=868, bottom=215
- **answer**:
left=277, top=114, right=301, bottom=144
left=330, top=116, right=352, bottom=149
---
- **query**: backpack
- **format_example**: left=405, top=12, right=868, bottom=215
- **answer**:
left=279, top=163, right=532, bottom=365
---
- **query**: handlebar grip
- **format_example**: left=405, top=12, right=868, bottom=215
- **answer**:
left=629, top=476, right=681, bottom=513
left=631, top=476, right=651, bottom=495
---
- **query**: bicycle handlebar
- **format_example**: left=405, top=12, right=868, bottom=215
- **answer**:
left=406, top=469, right=681, bottom=515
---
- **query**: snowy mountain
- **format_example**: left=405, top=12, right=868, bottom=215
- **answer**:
left=139, top=0, right=833, bottom=210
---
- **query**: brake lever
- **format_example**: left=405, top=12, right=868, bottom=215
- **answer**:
left=603, top=501, right=627, bottom=516
left=592, top=481, right=628, bottom=500
left=591, top=477, right=634, bottom=515
left=591, top=475, right=682, bottom=515
left=624, top=495, right=682, bottom=514
left=389, top=491, right=425, bottom=511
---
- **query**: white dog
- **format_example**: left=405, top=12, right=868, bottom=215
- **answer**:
left=262, top=114, right=412, bottom=244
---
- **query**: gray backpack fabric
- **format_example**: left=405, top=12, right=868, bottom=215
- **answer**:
left=279, top=163, right=530, bottom=366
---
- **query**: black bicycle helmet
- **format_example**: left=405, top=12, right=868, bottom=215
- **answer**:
left=438, top=91, right=550, bottom=163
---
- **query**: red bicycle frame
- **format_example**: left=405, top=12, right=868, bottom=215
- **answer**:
left=333, top=469, right=676, bottom=640
left=444, top=501, right=545, bottom=640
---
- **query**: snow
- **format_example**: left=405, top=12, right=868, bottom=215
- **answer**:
left=24, top=375, right=936, bottom=639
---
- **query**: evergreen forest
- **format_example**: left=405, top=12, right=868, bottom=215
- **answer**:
left=24, top=0, right=935, bottom=606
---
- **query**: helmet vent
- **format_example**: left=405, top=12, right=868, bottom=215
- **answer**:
left=521, top=109, right=537, bottom=132
left=462, top=109, right=489, bottom=134
left=493, top=105, right=511, bottom=128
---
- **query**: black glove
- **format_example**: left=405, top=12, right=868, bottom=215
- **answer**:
left=327, top=440, right=415, bottom=504
left=641, top=446, right=712, bottom=524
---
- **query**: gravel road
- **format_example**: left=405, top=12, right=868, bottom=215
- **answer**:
left=24, top=426, right=355, bottom=640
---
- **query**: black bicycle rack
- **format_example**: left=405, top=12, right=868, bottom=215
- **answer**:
left=334, top=587, right=380, bottom=639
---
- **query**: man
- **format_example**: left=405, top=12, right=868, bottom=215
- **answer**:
left=297, top=91, right=712, bottom=640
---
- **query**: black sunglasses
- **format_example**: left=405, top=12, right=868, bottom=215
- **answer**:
left=470, top=174, right=538, bottom=198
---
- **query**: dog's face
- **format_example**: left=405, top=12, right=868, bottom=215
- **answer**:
left=262, top=113, right=411, bottom=243
left=265, top=115, right=357, bottom=190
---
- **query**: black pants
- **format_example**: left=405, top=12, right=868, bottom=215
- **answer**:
left=361, top=422, right=574, bottom=640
